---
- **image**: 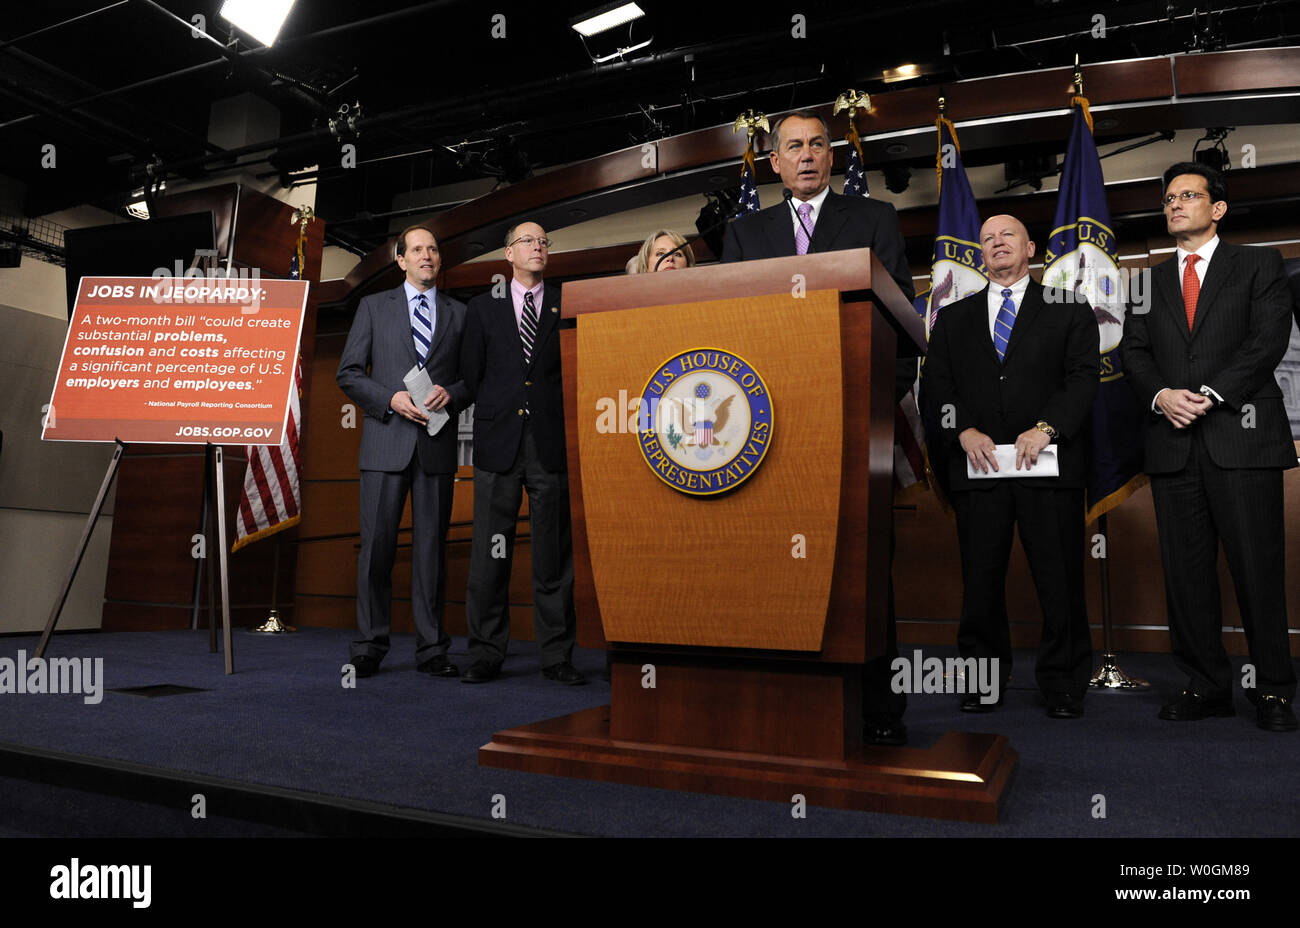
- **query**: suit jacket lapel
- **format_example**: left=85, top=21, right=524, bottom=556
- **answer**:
left=1189, top=243, right=1236, bottom=341
left=392, top=288, right=421, bottom=368
left=526, top=285, right=559, bottom=374
left=763, top=205, right=797, bottom=257
left=809, top=192, right=848, bottom=253
left=1000, top=282, right=1042, bottom=364
left=1154, top=256, right=1190, bottom=342
left=423, top=292, right=451, bottom=362
left=964, top=285, right=1000, bottom=366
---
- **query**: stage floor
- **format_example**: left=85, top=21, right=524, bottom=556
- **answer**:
left=0, top=628, right=1296, bottom=837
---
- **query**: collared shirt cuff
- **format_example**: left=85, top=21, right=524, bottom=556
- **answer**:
left=1151, top=387, right=1170, bottom=413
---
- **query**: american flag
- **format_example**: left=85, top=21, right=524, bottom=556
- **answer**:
left=843, top=128, right=923, bottom=490
left=736, top=144, right=761, bottom=216
left=843, top=131, right=870, bottom=198
left=231, top=252, right=305, bottom=552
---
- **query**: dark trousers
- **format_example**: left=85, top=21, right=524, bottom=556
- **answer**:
left=1149, top=431, right=1295, bottom=700
left=862, top=519, right=905, bottom=721
left=353, top=456, right=454, bottom=664
left=952, top=483, right=1092, bottom=699
left=465, top=422, right=576, bottom=669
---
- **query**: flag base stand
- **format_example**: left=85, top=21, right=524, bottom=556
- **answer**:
left=252, top=609, right=295, bottom=634
left=1089, top=652, right=1150, bottom=690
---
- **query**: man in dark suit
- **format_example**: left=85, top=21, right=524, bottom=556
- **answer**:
left=336, top=224, right=466, bottom=679
left=458, top=221, right=584, bottom=685
left=922, top=214, right=1098, bottom=718
left=721, top=110, right=915, bottom=746
left=1120, top=162, right=1297, bottom=732
left=720, top=111, right=913, bottom=298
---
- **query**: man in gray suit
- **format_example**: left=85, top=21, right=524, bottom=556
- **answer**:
left=337, top=224, right=467, bottom=678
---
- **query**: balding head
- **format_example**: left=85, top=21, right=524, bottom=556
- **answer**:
left=979, top=214, right=1035, bottom=285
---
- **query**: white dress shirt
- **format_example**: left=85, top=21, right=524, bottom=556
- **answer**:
left=787, top=185, right=831, bottom=242
left=985, top=274, right=1031, bottom=342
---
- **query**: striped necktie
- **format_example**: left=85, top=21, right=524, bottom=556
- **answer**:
left=412, top=293, right=432, bottom=364
left=992, top=288, right=1017, bottom=362
left=519, top=290, right=539, bottom=366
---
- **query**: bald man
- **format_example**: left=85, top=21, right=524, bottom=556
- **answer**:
left=920, top=215, right=1099, bottom=718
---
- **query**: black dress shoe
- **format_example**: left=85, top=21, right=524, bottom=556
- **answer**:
left=417, top=655, right=459, bottom=678
left=460, top=661, right=499, bottom=684
left=1159, top=690, right=1234, bottom=721
left=350, top=654, right=380, bottom=678
left=1045, top=691, right=1084, bottom=719
left=1256, top=695, right=1298, bottom=732
left=541, top=661, right=588, bottom=685
left=864, top=715, right=908, bottom=747
left=960, top=692, right=1003, bottom=713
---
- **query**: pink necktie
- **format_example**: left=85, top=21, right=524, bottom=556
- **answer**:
left=795, top=202, right=813, bottom=255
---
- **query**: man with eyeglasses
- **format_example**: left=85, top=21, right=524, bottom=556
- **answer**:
left=336, top=224, right=467, bottom=680
left=458, top=221, right=585, bottom=685
left=1121, top=162, right=1297, bottom=732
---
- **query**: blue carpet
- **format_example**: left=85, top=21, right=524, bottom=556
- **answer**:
left=0, top=628, right=1296, bottom=837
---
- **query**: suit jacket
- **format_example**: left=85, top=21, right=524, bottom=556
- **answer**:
left=458, top=282, right=569, bottom=473
left=920, top=281, right=1099, bottom=492
left=1120, top=242, right=1296, bottom=473
left=336, top=285, right=467, bottom=474
left=719, top=189, right=915, bottom=302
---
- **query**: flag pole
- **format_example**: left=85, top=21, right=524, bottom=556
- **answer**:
left=1089, top=514, right=1149, bottom=689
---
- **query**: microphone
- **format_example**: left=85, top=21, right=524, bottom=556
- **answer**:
left=784, top=188, right=815, bottom=247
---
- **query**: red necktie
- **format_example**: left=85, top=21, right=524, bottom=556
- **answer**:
left=1182, top=254, right=1200, bottom=332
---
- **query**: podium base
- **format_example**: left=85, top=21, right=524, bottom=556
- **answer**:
left=480, top=706, right=1017, bottom=823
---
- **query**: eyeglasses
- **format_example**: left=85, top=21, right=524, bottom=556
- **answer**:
left=1162, top=191, right=1209, bottom=207
left=509, top=235, right=550, bottom=249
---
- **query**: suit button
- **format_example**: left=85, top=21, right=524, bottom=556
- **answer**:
left=517, top=408, right=524, bottom=416
left=525, top=380, right=532, bottom=386
left=999, top=375, right=1006, bottom=381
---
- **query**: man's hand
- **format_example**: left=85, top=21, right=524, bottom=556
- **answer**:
left=391, top=390, right=429, bottom=425
left=1014, top=427, right=1051, bottom=470
left=424, top=384, right=450, bottom=412
left=1155, top=388, right=1211, bottom=428
left=959, top=428, right=998, bottom=474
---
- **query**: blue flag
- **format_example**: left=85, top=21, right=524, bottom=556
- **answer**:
left=1042, top=97, right=1145, bottom=523
left=918, top=117, right=986, bottom=326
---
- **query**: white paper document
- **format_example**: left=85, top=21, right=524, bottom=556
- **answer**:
left=403, top=364, right=451, bottom=436
left=966, top=444, right=1060, bottom=479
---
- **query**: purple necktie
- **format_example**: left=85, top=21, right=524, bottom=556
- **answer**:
left=795, top=202, right=814, bottom=255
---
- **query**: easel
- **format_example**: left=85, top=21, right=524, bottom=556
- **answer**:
left=39, top=247, right=239, bottom=673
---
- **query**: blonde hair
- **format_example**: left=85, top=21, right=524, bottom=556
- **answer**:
left=636, top=229, right=696, bottom=273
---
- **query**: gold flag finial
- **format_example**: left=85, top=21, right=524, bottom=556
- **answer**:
left=833, top=89, right=872, bottom=122
left=732, top=109, right=770, bottom=144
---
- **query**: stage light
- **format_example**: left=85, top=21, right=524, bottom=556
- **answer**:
left=882, top=64, right=920, bottom=83
left=571, top=2, right=645, bottom=38
left=219, top=0, right=296, bottom=48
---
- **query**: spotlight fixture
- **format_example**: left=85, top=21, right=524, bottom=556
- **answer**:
left=571, top=2, right=651, bottom=64
left=571, top=2, right=645, bottom=37
left=1193, top=127, right=1233, bottom=172
left=883, top=163, right=911, bottom=195
left=219, top=0, right=296, bottom=47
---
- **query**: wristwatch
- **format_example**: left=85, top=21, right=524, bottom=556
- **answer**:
left=1035, top=420, right=1057, bottom=439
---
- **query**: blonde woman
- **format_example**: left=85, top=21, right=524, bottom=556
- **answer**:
left=636, top=229, right=695, bottom=273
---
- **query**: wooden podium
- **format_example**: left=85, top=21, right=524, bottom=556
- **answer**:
left=479, top=249, right=1017, bottom=822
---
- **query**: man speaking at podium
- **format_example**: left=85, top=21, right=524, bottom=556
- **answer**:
left=721, top=110, right=915, bottom=746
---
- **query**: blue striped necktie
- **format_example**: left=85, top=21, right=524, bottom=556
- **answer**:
left=992, top=288, right=1017, bottom=362
left=412, top=293, right=432, bottom=364
left=519, top=291, right=539, bottom=366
